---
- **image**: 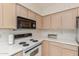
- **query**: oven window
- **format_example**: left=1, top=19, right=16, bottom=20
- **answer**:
left=30, top=48, right=38, bottom=56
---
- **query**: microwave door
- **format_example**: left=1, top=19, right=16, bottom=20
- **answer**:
left=76, top=17, right=79, bottom=44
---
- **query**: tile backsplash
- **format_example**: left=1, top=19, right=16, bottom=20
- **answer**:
left=40, top=30, right=76, bottom=41
left=0, top=29, right=76, bottom=44
left=0, top=29, right=41, bottom=44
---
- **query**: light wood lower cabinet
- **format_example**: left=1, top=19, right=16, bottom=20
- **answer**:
left=62, top=48, right=77, bottom=56
left=48, top=44, right=62, bottom=56
left=13, top=51, right=23, bottom=56
left=42, top=40, right=49, bottom=56
left=42, top=41, right=78, bottom=56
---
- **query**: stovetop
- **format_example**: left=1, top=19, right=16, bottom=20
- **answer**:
left=18, top=39, right=38, bottom=47
left=12, top=37, right=43, bottom=51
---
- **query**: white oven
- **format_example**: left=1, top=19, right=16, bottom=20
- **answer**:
left=23, top=43, right=42, bottom=56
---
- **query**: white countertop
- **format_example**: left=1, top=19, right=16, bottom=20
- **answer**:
left=0, top=37, right=43, bottom=56
left=39, top=37, right=79, bottom=46
left=0, top=37, right=78, bottom=56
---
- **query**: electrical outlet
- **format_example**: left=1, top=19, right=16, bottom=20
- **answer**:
left=48, top=34, right=57, bottom=39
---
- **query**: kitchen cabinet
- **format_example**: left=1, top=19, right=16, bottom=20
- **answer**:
left=61, top=8, right=77, bottom=30
left=0, top=4, right=3, bottom=28
left=42, top=41, right=78, bottom=56
left=42, top=15, right=51, bottom=29
left=13, top=51, right=23, bottom=56
left=48, top=41, right=62, bottom=56
left=36, top=14, right=43, bottom=29
left=42, top=40, right=49, bottom=56
left=16, top=4, right=28, bottom=18
left=2, top=3, right=16, bottom=29
left=51, top=13, right=62, bottom=30
left=48, top=43, right=62, bottom=56
left=62, top=48, right=77, bottom=56
left=27, top=10, right=36, bottom=20
left=62, top=43, right=78, bottom=56
left=77, top=7, right=79, bottom=16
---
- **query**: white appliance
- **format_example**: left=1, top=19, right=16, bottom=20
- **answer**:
left=23, top=43, right=42, bottom=56
left=14, top=33, right=42, bottom=56
left=8, top=34, right=14, bottom=45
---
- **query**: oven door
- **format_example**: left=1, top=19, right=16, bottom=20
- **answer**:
left=24, top=44, right=41, bottom=56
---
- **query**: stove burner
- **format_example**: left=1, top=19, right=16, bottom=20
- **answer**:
left=30, top=39, right=34, bottom=41
left=32, top=40, right=38, bottom=42
left=30, top=39, right=38, bottom=42
left=23, top=44, right=29, bottom=46
left=19, top=42, right=26, bottom=45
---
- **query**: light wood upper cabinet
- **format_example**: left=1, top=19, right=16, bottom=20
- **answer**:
left=77, top=7, right=79, bottom=16
left=51, top=13, right=62, bottom=30
left=27, top=10, right=36, bottom=20
left=61, top=8, right=77, bottom=30
left=2, top=3, right=16, bottom=29
left=16, top=4, right=28, bottom=18
left=42, top=40, right=49, bottom=56
left=36, top=14, right=43, bottom=29
left=0, top=4, right=3, bottom=28
left=42, top=15, right=51, bottom=29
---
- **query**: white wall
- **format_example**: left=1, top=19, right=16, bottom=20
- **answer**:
left=0, top=29, right=41, bottom=44
left=0, top=29, right=76, bottom=45
left=20, top=3, right=79, bottom=16
left=40, top=30, right=76, bottom=41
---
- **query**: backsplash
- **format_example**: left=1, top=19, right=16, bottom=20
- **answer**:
left=0, top=29, right=41, bottom=44
left=0, top=29, right=76, bottom=44
left=40, top=30, right=76, bottom=41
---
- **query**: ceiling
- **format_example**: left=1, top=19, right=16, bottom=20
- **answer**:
left=20, top=3, right=79, bottom=16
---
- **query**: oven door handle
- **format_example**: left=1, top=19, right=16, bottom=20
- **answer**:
left=25, top=43, right=42, bottom=53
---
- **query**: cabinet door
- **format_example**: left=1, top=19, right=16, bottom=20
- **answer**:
left=0, top=4, right=3, bottom=28
left=48, top=43, right=62, bottom=56
left=77, top=7, right=79, bottom=16
left=42, top=40, right=49, bottom=56
left=16, top=4, right=28, bottom=18
left=27, top=10, right=36, bottom=20
left=61, top=8, right=77, bottom=30
left=2, top=3, right=16, bottom=29
left=36, top=14, right=42, bottom=29
left=62, top=48, right=77, bottom=56
left=42, top=15, right=51, bottom=29
left=51, top=13, right=62, bottom=30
